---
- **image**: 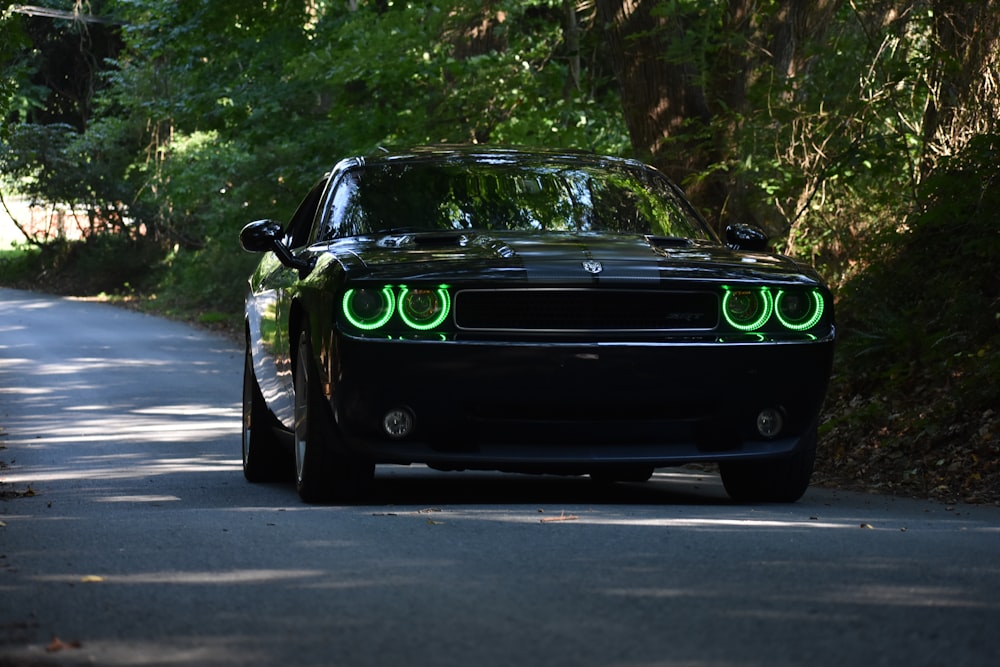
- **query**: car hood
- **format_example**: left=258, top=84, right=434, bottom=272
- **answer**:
left=317, top=231, right=820, bottom=286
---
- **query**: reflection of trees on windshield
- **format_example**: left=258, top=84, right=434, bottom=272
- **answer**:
left=332, top=162, right=709, bottom=240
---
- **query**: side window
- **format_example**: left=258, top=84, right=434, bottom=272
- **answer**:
left=284, top=177, right=328, bottom=249
left=315, top=170, right=361, bottom=241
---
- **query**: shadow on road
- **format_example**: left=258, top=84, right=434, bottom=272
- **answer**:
left=246, top=465, right=734, bottom=508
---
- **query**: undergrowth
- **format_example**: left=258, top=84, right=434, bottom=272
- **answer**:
left=817, top=134, right=1000, bottom=503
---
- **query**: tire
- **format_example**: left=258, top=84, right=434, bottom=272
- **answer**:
left=293, top=330, right=374, bottom=504
left=719, top=425, right=817, bottom=503
left=242, top=345, right=290, bottom=482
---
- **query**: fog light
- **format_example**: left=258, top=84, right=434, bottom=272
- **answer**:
left=383, top=408, right=414, bottom=439
left=756, top=408, right=784, bottom=438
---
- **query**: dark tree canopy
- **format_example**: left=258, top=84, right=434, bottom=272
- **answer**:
left=0, top=0, right=994, bottom=280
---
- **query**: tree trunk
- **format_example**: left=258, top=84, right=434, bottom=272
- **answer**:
left=595, top=0, right=713, bottom=177
left=597, top=0, right=849, bottom=231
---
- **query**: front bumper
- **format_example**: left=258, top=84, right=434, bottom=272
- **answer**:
left=325, top=335, right=834, bottom=471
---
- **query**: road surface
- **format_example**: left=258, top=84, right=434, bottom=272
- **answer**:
left=1, top=287, right=999, bottom=666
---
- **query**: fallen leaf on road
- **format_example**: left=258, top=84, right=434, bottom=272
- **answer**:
left=46, top=636, right=82, bottom=652
left=80, top=575, right=105, bottom=583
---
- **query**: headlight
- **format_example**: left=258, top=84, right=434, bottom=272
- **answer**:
left=722, top=287, right=773, bottom=331
left=398, top=286, right=451, bottom=330
left=342, top=285, right=452, bottom=333
left=775, top=289, right=825, bottom=331
left=343, top=287, right=395, bottom=330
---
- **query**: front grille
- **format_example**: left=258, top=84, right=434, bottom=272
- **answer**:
left=454, top=288, right=718, bottom=332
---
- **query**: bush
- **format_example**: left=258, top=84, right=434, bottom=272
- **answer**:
left=0, top=233, right=167, bottom=296
left=820, top=134, right=1000, bottom=502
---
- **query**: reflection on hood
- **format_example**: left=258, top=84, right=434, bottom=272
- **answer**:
left=320, top=230, right=809, bottom=285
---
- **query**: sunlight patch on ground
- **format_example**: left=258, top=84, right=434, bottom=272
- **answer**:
left=0, top=384, right=50, bottom=396
left=575, top=517, right=849, bottom=529
left=93, top=494, right=182, bottom=503
left=2, top=456, right=242, bottom=483
left=602, top=580, right=999, bottom=611
left=33, top=569, right=325, bottom=585
left=5, top=417, right=239, bottom=444
left=827, top=583, right=997, bottom=609
left=2, top=393, right=242, bottom=482
left=2, top=401, right=240, bottom=441
left=2, top=636, right=270, bottom=667
left=356, top=508, right=851, bottom=530
left=3, top=357, right=175, bottom=376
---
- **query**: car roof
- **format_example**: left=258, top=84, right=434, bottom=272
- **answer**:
left=330, top=145, right=650, bottom=174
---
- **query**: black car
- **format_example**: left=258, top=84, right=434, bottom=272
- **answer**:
left=240, top=147, right=834, bottom=503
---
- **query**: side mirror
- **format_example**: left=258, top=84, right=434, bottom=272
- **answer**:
left=725, top=223, right=769, bottom=252
left=240, top=219, right=285, bottom=253
left=239, top=219, right=313, bottom=273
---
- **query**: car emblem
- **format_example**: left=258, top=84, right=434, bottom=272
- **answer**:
left=582, top=260, right=603, bottom=274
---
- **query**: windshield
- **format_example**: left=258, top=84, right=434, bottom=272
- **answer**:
left=323, top=159, right=715, bottom=241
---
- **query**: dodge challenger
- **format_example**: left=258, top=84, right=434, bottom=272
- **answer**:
left=239, top=147, right=835, bottom=503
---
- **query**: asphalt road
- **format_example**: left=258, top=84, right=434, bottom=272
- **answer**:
left=1, top=286, right=999, bottom=667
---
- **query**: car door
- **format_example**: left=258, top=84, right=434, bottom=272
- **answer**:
left=247, top=177, right=329, bottom=428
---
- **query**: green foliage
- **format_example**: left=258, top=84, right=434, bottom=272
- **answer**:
left=0, top=232, right=164, bottom=295
left=154, top=237, right=260, bottom=316
left=0, top=244, right=42, bottom=284
left=718, top=2, right=933, bottom=284
left=4, top=0, right=627, bottom=327
left=0, top=7, right=31, bottom=137
left=290, top=1, right=627, bottom=152
left=0, top=120, right=140, bottom=239
left=58, top=0, right=628, bottom=317
left=65, top=233, right=167, bottom=293
left=0, top=123, right=80, bottom=199
left=839, top=133, right=999, bottom=372
left=822, top=134, right=1000, bottom=501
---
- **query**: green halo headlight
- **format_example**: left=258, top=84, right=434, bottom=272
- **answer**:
left=722, top=287, right=773, bottom=331
left=775, top=289, right=824, bottom=331
left=343, top=287, right=395, bottom=330
left=398, top=286, right=451, bottom=330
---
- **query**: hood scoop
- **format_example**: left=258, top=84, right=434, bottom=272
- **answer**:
left=645, top=235, right=693, bottom=250
left=414, top=232, right=469, bottom=247
left=377, top=231, right=470, bottom=248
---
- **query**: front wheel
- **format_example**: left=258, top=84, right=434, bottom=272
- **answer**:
left=293, top=331, right=374, bottom=503
left=243, top=345, right=290, bottom=482
left=719, top=426, right=817, bottom=503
